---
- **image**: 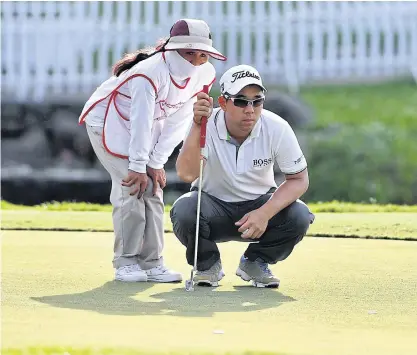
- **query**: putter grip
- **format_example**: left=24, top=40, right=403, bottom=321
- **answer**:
left=200, top=85, right=210, bottom=149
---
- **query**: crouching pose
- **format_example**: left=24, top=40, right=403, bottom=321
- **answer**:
left=170, top=65, right=315, bottom=288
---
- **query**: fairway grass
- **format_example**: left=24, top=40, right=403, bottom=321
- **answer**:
left=2, top=210, right=416, bottom=240
left=2, top=200, right=417, bottom=213
left=1, top=350, right=289, bottom=355
left=2, top=231, right=417, bottom=355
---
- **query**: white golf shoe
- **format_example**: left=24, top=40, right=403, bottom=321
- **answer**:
left=115, top=264, right=147, bottom=282
left=145, top=265, right=182, bottom=283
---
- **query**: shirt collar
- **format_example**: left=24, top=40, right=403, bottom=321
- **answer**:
left=216, top=110, right=263, bottom=141
left=216, top=110, right=229, bottom=140
left=250, top=117, right=262, bottom=138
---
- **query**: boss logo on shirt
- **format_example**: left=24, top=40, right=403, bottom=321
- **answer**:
left=253, top=158, right=273, bottom=168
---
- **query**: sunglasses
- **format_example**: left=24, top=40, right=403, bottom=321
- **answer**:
left=226, top=95, right=265, bottom=108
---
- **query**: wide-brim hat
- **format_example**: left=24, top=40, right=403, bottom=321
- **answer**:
left=165, top=19, right=227, bottom=61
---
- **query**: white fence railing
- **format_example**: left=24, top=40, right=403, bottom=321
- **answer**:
left=2, top=1, right=417, bottom=103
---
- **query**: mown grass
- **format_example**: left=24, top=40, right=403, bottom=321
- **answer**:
left=2, top=200, right=416, bottom=213
left=1, top=349, right=284, bottom=355
left=2, top=231, right=417, bottom=355
left=1, top=210, right=416, bottom=240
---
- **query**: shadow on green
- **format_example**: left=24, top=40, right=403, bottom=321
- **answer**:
left=31, top=281, right=296, bottom=317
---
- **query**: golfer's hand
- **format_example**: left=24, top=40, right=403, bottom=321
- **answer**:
left=146, top=166, right=166, bottom=195
left=193, top=92, right=213, bottom=125
left=122, top=170, right=148, bottom=198
left=235, top=209, right=269, bottom=239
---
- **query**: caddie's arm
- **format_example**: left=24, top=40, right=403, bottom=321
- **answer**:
left=122, top=77, right=157, bottom=198
left=176, top=92, right=213, bottom=183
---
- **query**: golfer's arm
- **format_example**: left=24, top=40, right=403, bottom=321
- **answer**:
left=176, top=122, right=204, bottom=183
left=259, top=169, right=309, bottom=220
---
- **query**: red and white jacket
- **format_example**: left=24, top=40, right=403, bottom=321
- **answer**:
left=79, top=52, right=215, bottom=173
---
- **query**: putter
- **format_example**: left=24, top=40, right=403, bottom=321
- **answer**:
left=185, top=85, right=210, bottom=292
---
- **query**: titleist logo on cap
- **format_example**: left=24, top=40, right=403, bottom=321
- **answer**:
left=231, top=70, right=260, bottom=83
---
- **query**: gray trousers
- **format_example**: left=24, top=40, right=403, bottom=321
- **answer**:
left=170, top=190, right=315, bottom=271
left=86, top=124, right=164, bottom=269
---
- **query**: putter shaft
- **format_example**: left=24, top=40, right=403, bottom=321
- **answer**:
left=192, top=158, right=204, bottom=269
left=185, top=85, right=209, bottom=292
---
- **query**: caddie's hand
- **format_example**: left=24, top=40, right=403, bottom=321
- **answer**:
left=235, top=209, right=269, bottom=239
left=122, top=170, right=148, bottom=198
left=146, top=166, right=166, bottom=196
left=193, top=92, right=213, bottom=125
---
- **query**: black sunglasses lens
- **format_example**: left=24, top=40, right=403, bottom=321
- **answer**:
left=233, top=99, right=249, bottom=108
left=231, top=97, right=265, bottom=108
left=253, top=98, right=264, bottom=107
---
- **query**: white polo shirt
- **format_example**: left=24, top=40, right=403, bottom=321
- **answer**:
left=191, top=108, right=307, bottom=202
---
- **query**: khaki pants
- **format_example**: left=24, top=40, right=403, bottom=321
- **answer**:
left=86, top=124, right=164, bottom=269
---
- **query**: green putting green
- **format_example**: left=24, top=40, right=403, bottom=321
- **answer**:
left=2, top=227, right=417, bottom=355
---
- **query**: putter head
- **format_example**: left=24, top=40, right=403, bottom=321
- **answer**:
left=185, top=270, right=195, bottom=291
left=185, top=279, right=194, bottom=292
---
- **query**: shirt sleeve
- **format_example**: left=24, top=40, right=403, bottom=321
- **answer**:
left=127, top=76, right=157, bottom=173
left=275, top=122, right=307, bottom=174
left=147, top=97, right=196, bottom=169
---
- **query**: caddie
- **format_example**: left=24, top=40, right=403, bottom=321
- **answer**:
left=79, top=19, right=226, bottom=283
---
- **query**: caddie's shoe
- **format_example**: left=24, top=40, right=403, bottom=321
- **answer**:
left=145, top=265, right=182, bottom=283
left=236, top=255, right=280, bottom=288
left=193, top=260, right=225, bottom=287
left=115, top=264, right=147, bottom=282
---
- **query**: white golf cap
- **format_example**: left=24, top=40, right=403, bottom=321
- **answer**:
left=165, top=19, right=227, bottom=61
left=220, top=65, right=267, bottom=96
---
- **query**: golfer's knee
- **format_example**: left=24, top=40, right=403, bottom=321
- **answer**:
left=170, top=192, right=197, bottom=230
left=287, top=201, right=314, bottom=236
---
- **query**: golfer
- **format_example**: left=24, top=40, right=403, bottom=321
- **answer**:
left=79, top=19, right=226, bottom=282
left=171, top=65, right=314, bottom=288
